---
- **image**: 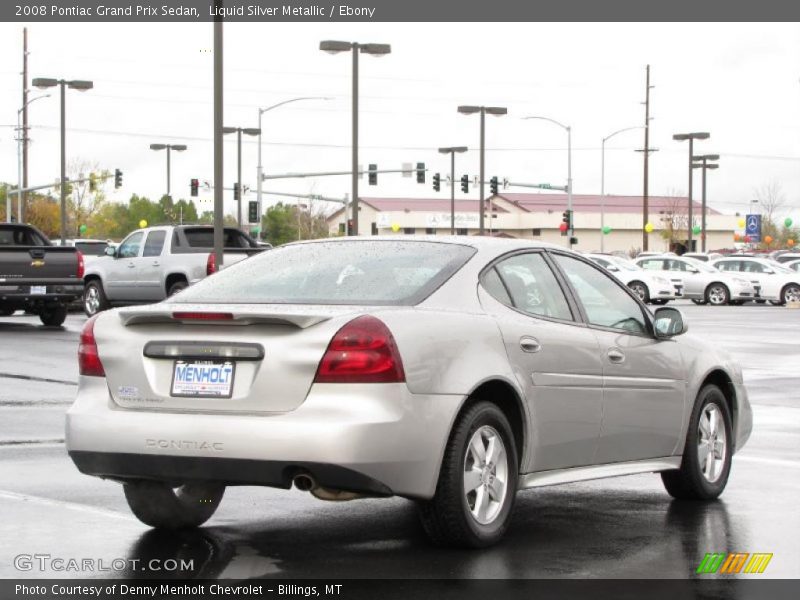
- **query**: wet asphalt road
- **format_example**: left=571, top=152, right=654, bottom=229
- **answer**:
left=0, top=303, right=798, bottom=580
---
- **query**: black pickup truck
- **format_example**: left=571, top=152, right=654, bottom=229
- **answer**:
left=0, top=224, right=85, bottom=326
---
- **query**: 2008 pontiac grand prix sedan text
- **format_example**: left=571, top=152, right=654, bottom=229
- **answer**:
left=66, top=237, right=752, bottom=547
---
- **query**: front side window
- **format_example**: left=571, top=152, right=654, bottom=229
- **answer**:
left=553, top=254, right=648, bottom=335
left=118, top=232, right=144, bottom=258
left=483, top=253, right=573, bottom=321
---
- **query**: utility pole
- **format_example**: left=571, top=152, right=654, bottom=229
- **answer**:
left=22, top=27, right=29, bottom=216
left=642, top=65, right=651, bottom=251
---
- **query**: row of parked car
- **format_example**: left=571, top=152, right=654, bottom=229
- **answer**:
left=0, top=223, right=267, bottom=325
left=586, top=250, right=800, bottom=307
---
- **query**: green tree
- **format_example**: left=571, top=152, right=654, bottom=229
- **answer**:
left=262, top=202, right=299, bottom=246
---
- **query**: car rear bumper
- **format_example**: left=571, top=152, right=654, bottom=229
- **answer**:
left=66, top=377, right=463, bottom=499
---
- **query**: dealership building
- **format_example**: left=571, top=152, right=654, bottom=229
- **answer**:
left=326, top=193, right=737, bottom=253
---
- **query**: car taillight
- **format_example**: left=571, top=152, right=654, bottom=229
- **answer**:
left=206, top=252, right=216, bottom=276
left=78, top=315, right=105, bottom=377
left=314, top=315, right=405, bottom=384
left=76, top=250, right=85, bottom=279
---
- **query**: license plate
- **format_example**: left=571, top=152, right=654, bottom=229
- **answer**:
left=30, top=286, right=46, bottom=295
left=171, top=360, right=235, bottom=398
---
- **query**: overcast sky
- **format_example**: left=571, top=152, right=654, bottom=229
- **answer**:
left=1, top=22, right=799, bottom=219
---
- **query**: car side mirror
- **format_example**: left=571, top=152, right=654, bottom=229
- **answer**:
left=764, top=269, right=774, bottom=274
left=104, top=246, right=117, bottom=258
left=653, top=307, right=688, bottom=339
left=606, top=265, right=619, bottom=272
left=686, top=267, right=698, bottom=273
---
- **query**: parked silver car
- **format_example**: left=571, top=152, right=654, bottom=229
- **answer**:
left=67, top=238, right=752, bottom=547
left=711, top=256, right=800, bottom=305
left=585, top=253, right=681, bottom=304
left=635, top=255, right=757, bottom=305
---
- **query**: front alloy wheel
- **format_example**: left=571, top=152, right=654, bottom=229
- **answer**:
left=661, top=384, right=733, bottom=500
left=418, top=401, right=518, bottom=548
left=705, top=284, right=730, bottom=306
left=628, top=281, right=650, bottom=303
left=781, top=284, right=800, bottom=305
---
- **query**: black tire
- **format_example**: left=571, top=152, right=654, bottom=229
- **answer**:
left=691, top=299, right=708, bottom=306
left=628, top=281, right=650, bottom=304
left=417, top=401, right=519, bottom=548
left=781, top=284, right=800, bottom=305
left=39, top=304, right=67, bottom=326
left=83, top=280, right=110, bottom=317
left=755, top=299, right=767, bottom=304
left=661, top=384, right=733, bottom=500
left=123, top=480, right=225, bottom=530
left=0, top=307, right=15, bottom=316
left=705, top=283, right=730, bottom=306
left=168, top=280, right=188, bottom=296
left=729, top=300, right=745, bottom=306
left=650, top=299, right=669, bottom=305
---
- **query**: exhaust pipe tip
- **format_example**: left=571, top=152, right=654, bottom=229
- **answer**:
left=293, top=473, right=316, bottom=492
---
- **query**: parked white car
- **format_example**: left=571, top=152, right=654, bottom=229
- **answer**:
left=586, top=254, right=681, bottom=304
left=635, top=255, right=757, bottom=306
left=683, top=252, right=723, bottom=263
left=785, top=259, right=800, bottom=273
left=710, top=257, right=800, bottom=305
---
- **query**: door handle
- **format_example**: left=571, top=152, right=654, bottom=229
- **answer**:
left=152, top=261, right=160, bottom=266
left=127, top=263, right=136, bottom=268
left=607, top=348, right=625, bottom=364
left=519, top=336, right=541, bottom=353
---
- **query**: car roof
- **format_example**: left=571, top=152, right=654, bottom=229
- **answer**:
left=287, top=235, right=564, bottom=253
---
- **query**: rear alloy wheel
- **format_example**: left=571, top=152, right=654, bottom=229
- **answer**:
left=705, top=283, right=730, bottom=306
left=661, top=384, right=732, bottom=500
left=628, top=281, right=650, bottom=303
left=418, top=401, right=518, bottom=548
left=39, top=304, right=67, bottom=327
left=123, top=481, right=225, bottom=529
left=83, top=280, right=109, bottom=317
left=781, top=284, right=800, bottom=305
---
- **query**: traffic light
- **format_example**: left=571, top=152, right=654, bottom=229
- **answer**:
left=248, top=201, right=258, bottom=223
left=114, top=168, right=122, bottom=189
left=233, top=182, right=240, bottom=201
left=433, top=173, right=441, bottom=192
left=460, top=174, right=469, bottom=194
left=346, top=219, right=353, bottom=236
left=190, top=178, right=199, bottom=197
left=416, top=162, right=425, bottom=184
left=560, top=209, right=573, bottom=236
left=368, top=164, right=377, bottom=186
left=489, top=176, right=499, bottom=196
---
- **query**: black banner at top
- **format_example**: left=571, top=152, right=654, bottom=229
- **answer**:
left=4, top=0, right=800, bottom=22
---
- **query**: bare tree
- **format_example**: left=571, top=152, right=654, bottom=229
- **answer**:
left=67, top=158, right=109, bottom=236
left=754, top=180, right=785, bottom=226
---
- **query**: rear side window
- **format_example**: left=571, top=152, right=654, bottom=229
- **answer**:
left=143, top=231, right=166, bottom=257
left=639, top=259, right=663, bottom=271
left=482, top=252, right=573, bottom=321
left=715, top=261, right=740, bottom=272
left=181, top=228, right=254, bottom=248
left=172, top=241, right=476, bottom=305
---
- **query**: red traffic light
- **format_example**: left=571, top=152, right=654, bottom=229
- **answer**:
left=559, top=222, right=568, bottom=233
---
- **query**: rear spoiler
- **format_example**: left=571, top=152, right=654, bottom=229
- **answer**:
left=118, top=309, right=330, bottom=329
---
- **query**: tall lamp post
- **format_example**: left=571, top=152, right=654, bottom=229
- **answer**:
left=222, top=127, right=260, bottom=228
left=32, top=77, right=93, bottom=243
left=438, top=146, right=468, bottom=234
left=257, top=97, right=331, bottom=232
left=320, top=40, right=391, bottom=236
left=525, top=115, right=573, bottom=247
left=458, top=106, right=507, bottom=235
left=600, top=126, right=642, bottom=252
left=672, top=131, right=709, bottom=251
left=692, top=154, right=719, bottom=252
left=149, top=143, right=187, bottom=199
left=12, top=94, right=50, bottom=223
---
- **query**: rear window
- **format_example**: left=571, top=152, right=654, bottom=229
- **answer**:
left=171, top=240, right=476, bottom=305
left=74, top=242, right=108, bottom=256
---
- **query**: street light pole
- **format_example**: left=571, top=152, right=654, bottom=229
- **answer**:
left=692, top=154, right=719, bottom=253
left=438, top=146, right=468, bottom=235
left=524, top=115, right=573, bottom=247
left=673, top=132, right=709, bottom=252
left=150, top=143, right=187, bottom=200
left=14, top=94, right=50, bottom=222
left=257, top=97, right=330, bottom=234
left=222, top=127, right=260, bottom=229
left=458, top=106, right=507, bottom=235
left=320, top=40, right=391, bottom=236
left=601, top=126, right=642, bottom=252
left=32, top=76, right=92, bottom=243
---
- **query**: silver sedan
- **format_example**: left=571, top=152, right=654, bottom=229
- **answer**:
left=67, top=238, right=752, bottom=548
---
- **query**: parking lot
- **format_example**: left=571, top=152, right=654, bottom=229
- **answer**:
left=0, top=301, right=798, bottom=579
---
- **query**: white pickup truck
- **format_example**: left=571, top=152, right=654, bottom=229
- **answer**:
left=82, top=225, right=266, bottom=317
